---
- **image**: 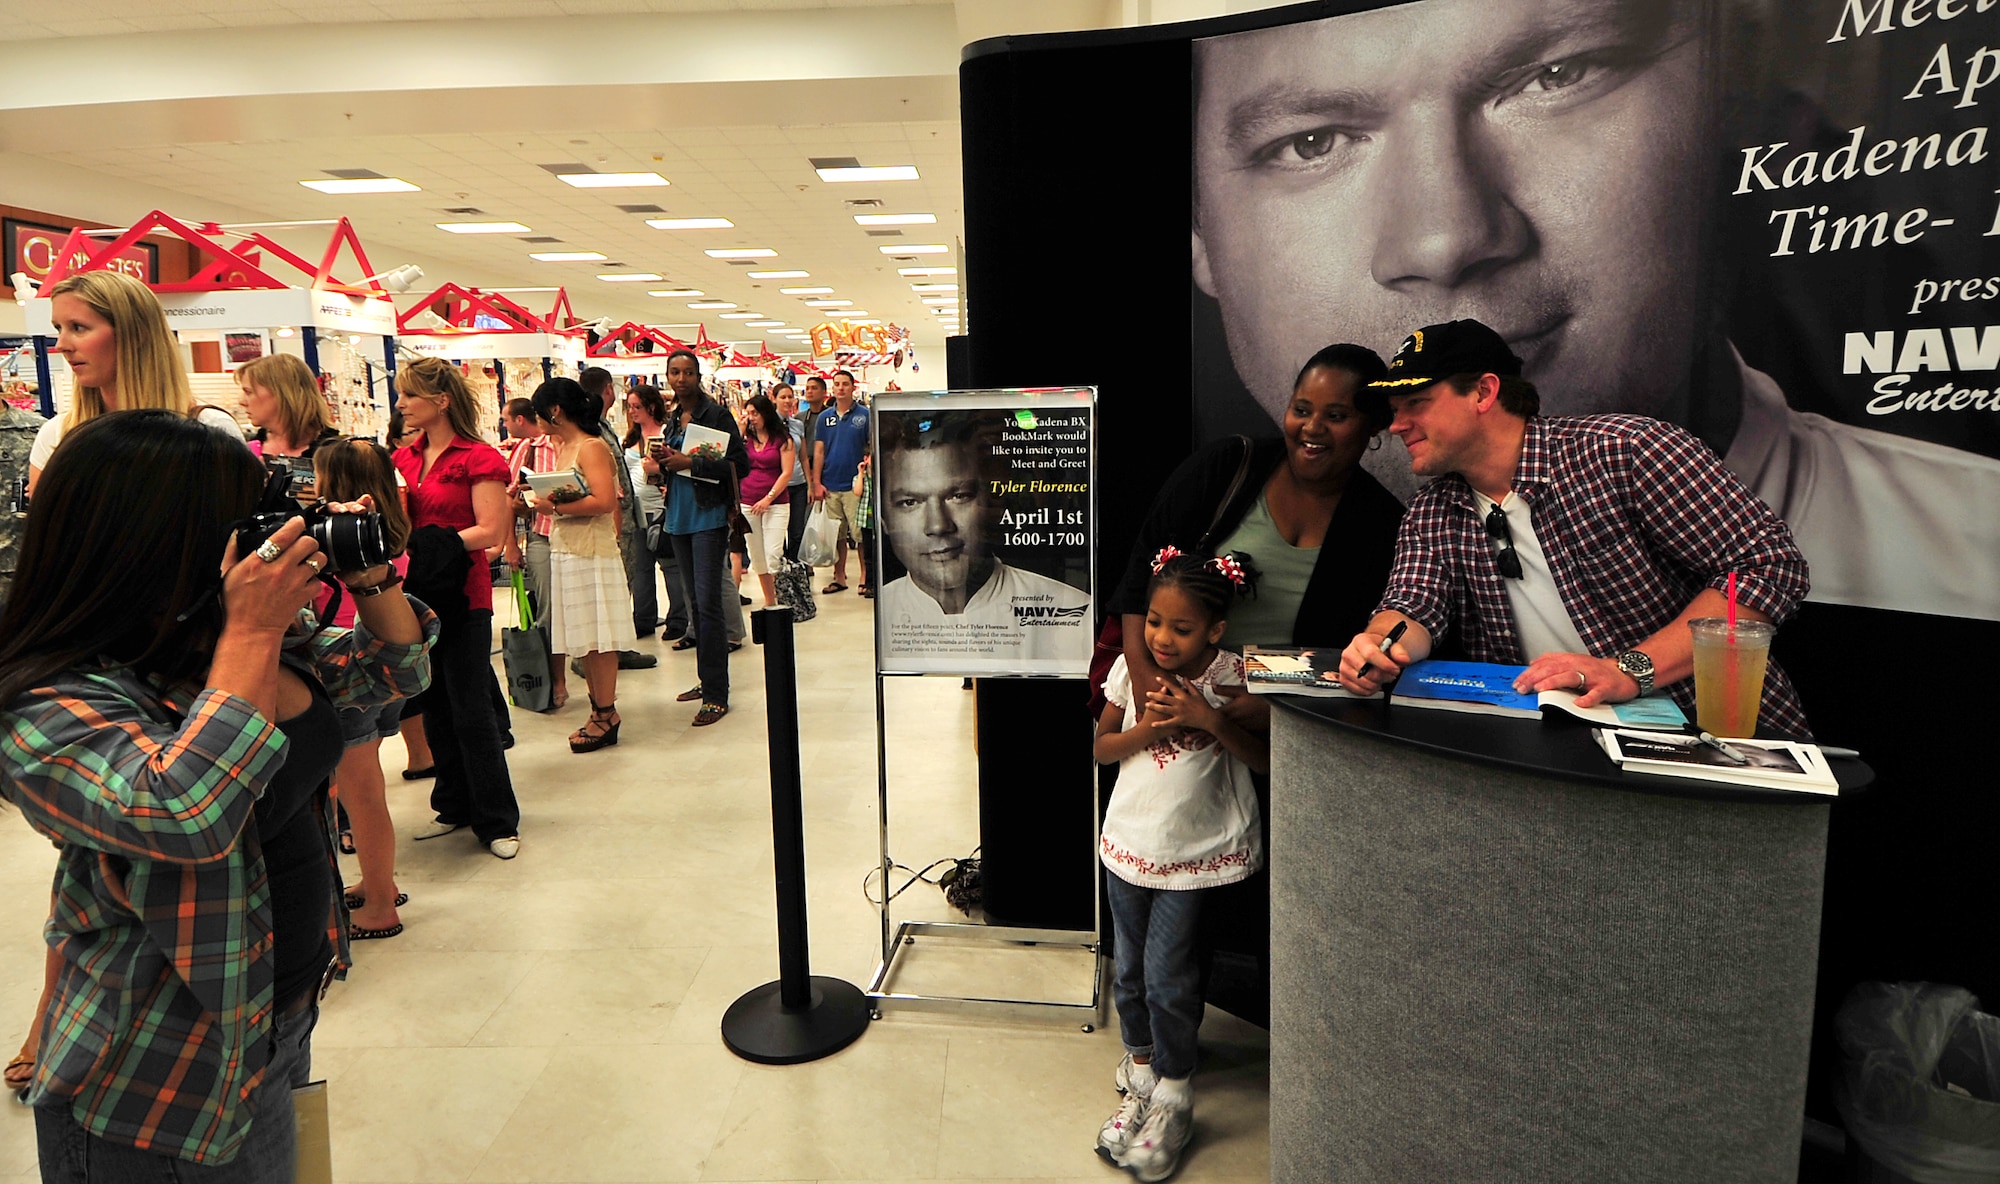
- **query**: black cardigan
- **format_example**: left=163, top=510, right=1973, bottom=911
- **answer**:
left=1107, top=437, right=1405, bottom=646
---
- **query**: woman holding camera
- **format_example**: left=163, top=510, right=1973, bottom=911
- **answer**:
left=0, top=410, right=433, bottom=1181
left=393, top=357, right=522, bottom=859
left=528, top=377, right=636, bottom=752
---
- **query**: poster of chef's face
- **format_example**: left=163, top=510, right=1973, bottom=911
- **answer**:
left=1190, top=0, right=2000, bottom=623
left=873, top=391, right=1095, bottom=676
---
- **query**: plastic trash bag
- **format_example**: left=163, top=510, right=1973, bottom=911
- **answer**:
left=798, top=503, right=838, bottom=568
left=1836, top=981, right=2000, bottom=1183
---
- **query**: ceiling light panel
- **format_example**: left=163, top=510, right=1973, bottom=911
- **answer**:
left=910, top=283, right=959, bottom=292
left=779, top=287, right=833, bottom=295
left=803, top=299, right=851, bottom=307
left=898, top=267, right=957, bottom=276
left=557, top=172, right=670, bottom=188
left=720, top=312, right=761, bottom=319
left=746, top=271, right=808, bottom=279
left=649, top=289, right=703, bottom=297
left=747, top=321, right=786, bottom=328
left=530, top=251, right=608, bottom=262
left=854, top=213, right=936, bottom=226
left=816, top=165, right=921, bottom=183
left=688, top=301, right=737, bottom=309
left=646, top=217, right=734, bottom=230
left=300, top=177, right=420, bottom=194
left=597, top=273, right=664, bottom=282
left=882, top=244, right=949, bottom=254
left=704, top=248, right=777, bottom=259
left=437, top=221, right=531, bottom=234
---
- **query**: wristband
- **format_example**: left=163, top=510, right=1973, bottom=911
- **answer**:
left=346, top=572, right=403, bottom=598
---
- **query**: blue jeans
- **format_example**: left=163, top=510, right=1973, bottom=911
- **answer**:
left=1105, top=872, right=1209, bottom=1081
left=36, top=1002, right=318, bottom=1183
left=672, top=528, right=732, bottom=706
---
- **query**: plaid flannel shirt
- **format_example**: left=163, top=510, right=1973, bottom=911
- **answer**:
left=0, top=607, right=436, bottom=1165
left=1376, top=415, right=1813, bottom=737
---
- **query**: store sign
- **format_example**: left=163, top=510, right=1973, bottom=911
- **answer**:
left=872, top=388, right=1096, bottom=676
left=24, top=289, right=397, bottom=338
left=4, top=218, right=157, bottom=286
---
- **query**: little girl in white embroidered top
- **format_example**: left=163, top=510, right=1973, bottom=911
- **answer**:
left=1091, top=547, right=1267, bottom=1182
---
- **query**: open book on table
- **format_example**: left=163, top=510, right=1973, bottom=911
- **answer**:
left=1389, top=659, right=1688, bottom=729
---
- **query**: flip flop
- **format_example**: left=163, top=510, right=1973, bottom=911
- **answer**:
left=400, top=766, right=435, bottom=781
left=671, top=637, right=698, bottom=651
left=822, top=580, right=848, bottom=594
left=693, top=702, right=729, bottom=727
left=343, top=889, right=409, bottom=911
left=5, top=1053, right=33, bottom=1093
left=347, top=922, right=404, bottom=941
left=338, top=829, right=356, bottom=855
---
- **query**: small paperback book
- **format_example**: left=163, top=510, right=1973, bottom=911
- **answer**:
left=676, top=423, right=729, bottom=483
left=1389, top=659, right=1687, bottom=729
left=1595, top=729, right=1838, bottom=794
left=1243, top=646, right=1372, bottom=698
left=521, top=467, right=591, bottom=499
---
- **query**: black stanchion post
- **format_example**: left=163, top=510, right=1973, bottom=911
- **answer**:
left=720, top=606, right=872, bottom=1064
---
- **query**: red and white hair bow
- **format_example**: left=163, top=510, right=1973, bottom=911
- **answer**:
left=1150, top=545, right=1183, bottom=574
left=1209, top=555, right=1246, bottom=586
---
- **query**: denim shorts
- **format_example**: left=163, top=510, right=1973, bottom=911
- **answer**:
left=338, top=701, right=403, bottom=750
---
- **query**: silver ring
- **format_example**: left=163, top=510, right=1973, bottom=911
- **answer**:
left=254, top=539, right=285, bottom=563
left=1575, top=671, right=1587, bottom=691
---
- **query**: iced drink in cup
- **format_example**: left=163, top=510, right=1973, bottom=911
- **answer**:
left=1689, top=618, right=1774, bottom=738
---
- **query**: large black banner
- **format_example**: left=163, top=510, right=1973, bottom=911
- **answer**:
left=1190, top=0, right=2000, bottom=622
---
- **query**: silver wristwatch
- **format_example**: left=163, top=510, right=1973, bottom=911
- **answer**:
left=1616, top=650, right=1655, bottom=696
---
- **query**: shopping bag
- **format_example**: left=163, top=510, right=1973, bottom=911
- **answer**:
left=774, top=558, right=818, bottom=622
left=501, top=570, right=553, bottom=712
left=294, top=1081, right=333, bottom=1184
left=798, top=503, right=838, bottom=568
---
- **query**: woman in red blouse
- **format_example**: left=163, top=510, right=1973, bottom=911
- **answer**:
left=393, top=358, right=522, bottom=859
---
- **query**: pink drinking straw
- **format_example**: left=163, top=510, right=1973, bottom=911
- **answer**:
left=1726, top=571, right=1739, bottom=632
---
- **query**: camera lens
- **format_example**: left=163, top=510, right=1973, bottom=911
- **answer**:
left=311, top=512, right=388, bottom=573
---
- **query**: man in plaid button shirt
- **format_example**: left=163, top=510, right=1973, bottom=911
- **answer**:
left=1338, top=319, right=1812, bottom=737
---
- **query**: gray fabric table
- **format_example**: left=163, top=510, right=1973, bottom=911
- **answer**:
left=1268, top=697, right=1870, bottom=1184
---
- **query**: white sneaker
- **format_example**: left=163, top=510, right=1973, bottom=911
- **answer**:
left=411, top=820, right=463, bottom=841
left=1096, top=1090, right=1150, bottom=1165
left=487, top=836, right=520, bottom=859
left=1114, top=1053, right=1156, bottom=1096
left=1121, top=1086, right=1192, bottom=1182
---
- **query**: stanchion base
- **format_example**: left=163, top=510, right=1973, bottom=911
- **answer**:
left=720, top=977, right=872, bottom=1065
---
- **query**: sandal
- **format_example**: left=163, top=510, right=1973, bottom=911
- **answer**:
left=570, top=698, right=621, bottom=753
left=338, top=829, right=356, bottom=855
left=728, top=641, right=743, bottom=653
left=676, top=685, right=705, bottom=703
left=343, top=888, right=409, bottom=911
left=347, top=921, right=404, bottom=941
left=5, top=1053, right=33, bottom=1095
left=400, top=766, right=435, bottom=781
left=693, top=702, right=729, bottom=727
left=822, top=580, right=848, bottom=594
left=671, top=636, right=698, bottom=651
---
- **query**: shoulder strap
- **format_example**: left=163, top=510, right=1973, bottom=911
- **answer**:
left=1197, top=435, right=1256, bottom=552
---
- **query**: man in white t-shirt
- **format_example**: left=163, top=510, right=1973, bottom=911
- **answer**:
left=877, top=413, right=1090, bottom=668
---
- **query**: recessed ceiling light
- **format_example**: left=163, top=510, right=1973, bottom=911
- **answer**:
left=921, top=296, right=958, bottom=304
left=437, top=221, right=532, bottom=234
left=854, top=213, right=937, bottom=226
left=780, top=287, right=834, bottom=295
left=704, top=248, right=776, bottom=259
left=597, top=272, right=664, bottom=282
left=487, top=286, right=562, bottom=293
left=645, top=217, right=733, bottom=230
left=688, top=301, right=737, bottom=309
left=816, top=165, right=921, bottom=183
left=899, top=267, right=957, bottom=277
left=746, top=270, right=809, bottom=279
left=747, top=321, right=786, bottom=328
left=720, top=312, right=762, bottom=319
left=648, top=289, right=703, bottom=297
left=803, top=299, right=851, bottom=307
left=910, top=283, right=959, bottom=292
left=849, top=318, right=883, bottom=325
left=530, top=251, right=608, bottom=262
left=300, top=177, right=420, bottom=194
left=557, top=172, right=670, bottom=188
left=883, top=244, right=949, bottom=255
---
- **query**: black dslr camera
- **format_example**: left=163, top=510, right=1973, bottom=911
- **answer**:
left=237, top=463, right=389, bottom=574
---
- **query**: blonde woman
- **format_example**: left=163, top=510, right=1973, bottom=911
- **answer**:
left=240, top=352, right=338, bottom=465
left=393, top=357, right=522, bottom=859
left=25, top=270, right=241, bottom=497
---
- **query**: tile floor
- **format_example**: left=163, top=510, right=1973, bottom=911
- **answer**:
left=0, top=579, right=1269, bottom=1182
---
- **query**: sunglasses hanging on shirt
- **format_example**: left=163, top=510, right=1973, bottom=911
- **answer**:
left=1485, top=500, right=1524, bottom=580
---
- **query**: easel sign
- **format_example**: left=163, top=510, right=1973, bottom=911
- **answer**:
left=871, top=388, right=1096, bottom=677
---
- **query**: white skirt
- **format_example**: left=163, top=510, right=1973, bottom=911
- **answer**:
left=547, top=548, right=638, bottom=657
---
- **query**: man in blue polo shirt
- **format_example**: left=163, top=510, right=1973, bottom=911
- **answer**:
left=811, top=369, right=871, bottom=594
